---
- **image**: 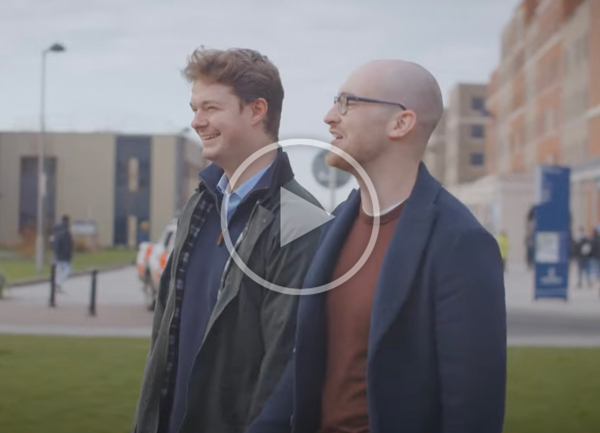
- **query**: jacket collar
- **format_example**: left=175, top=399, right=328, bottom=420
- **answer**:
left=197, top=147, right=293, bottom=202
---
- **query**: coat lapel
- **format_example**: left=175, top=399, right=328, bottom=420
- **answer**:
left=304, top=190, right=361, bottom=292
left=368, top=163, right=441, bottom=356
left=202, top=204, right=274, bottom=345
left=297, top=190, right=361, bottom=331
left=295, top=191, right=361, bottom=428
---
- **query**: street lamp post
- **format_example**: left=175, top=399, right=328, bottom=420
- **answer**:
left=35, top=43, right=65, bottom=275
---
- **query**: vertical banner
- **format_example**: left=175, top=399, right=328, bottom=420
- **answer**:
left=534, top=165, right=570, bottom=300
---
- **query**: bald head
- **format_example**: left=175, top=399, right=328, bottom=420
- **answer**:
left=344, top=60, right=444, bottom=144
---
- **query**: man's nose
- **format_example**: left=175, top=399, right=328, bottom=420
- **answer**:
left=191, top=112, right=209, bottom=130
left=324, top=104, right=340, bottom=126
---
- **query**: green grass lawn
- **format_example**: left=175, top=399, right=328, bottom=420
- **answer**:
left=505, top=348, right=600, bottom=433
left=0, top=248, right=135, bottom=284
left=0, top=336, right=599, bottom=433
left=0, top=335, right=149, bottom=433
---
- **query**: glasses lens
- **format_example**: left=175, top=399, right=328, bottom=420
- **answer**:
left=336, top=95, right=347, bottom=114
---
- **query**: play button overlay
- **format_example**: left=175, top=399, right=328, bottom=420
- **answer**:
left=280, top=187, right=335, bottom=247
left=220, top=139, right=380, bottom=296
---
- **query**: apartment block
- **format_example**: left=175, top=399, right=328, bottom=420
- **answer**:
left=0, top=131, right=206, bottom=248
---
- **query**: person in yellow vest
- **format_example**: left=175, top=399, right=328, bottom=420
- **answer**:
left=496, top=231, right=509, bottom=272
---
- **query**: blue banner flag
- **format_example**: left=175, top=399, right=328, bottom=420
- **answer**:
left=534, top=165, right=570, bottom=300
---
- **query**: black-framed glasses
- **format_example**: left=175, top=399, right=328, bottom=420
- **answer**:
left=334, top=93, right=407, bottom=115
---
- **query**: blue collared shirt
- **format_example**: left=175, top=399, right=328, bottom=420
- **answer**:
left=217, top=163, right=272, bottom=221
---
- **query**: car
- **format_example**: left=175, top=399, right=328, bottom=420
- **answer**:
left=147, top=222, right=177, bottom=309
left=136, top=219, right=177, bottom=310
left=136, top=242, right=154, bottom=284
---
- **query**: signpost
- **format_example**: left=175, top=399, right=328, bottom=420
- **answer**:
left=534, top=165, right=570, bottom=300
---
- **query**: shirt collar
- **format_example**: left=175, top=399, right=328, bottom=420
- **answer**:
left=197, top=147, right=294, bottom=199
left=216, top=162, right=273, bottom=200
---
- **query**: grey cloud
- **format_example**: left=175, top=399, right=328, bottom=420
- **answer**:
left=1, top=0, right=520, bottom=134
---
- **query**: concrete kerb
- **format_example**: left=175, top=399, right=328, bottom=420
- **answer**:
left=0, top=324, right=151, bottom=338
left=4, top=263, right=134, bottom=289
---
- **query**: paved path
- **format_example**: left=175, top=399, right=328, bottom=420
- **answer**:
left=0, top=266, right=152, bottom=337
left=1, top=263, right=600, bottom=346
left=505, top=263, right=600, bottom=346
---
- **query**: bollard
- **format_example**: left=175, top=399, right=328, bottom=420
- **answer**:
left=89, top=269, right=97, bottom=316
left=49, top=264, right=56, bottom=308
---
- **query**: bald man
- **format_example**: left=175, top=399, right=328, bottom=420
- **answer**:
left=247, top=61, right=506, bottom=433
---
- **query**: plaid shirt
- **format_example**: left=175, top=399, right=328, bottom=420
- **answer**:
left=159, top=194, right=214, bottom=426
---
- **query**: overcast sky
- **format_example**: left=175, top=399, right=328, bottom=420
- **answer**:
left=2, top=0, right=520, bottom=138
left=1, top=0, right=520, bottom=208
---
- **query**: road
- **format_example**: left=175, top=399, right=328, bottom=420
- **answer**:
left=0, top=266, right=152, bottom=337
left=1, top=264, right=599, bottom=345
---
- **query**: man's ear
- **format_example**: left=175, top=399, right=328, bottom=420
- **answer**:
left=389, top=110, right=417, bottom=139
left=249, top=98, right=268, bottom=126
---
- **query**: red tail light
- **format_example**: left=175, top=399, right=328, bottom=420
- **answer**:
left=145, top=245, right=153, bottom=261
left=160, top=251, right=167, bottom=271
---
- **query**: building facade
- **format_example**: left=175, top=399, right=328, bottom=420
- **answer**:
left=443, top=83, right=488, bottom=186
left=453, top=0, right=600, bottom=264
left=0, top=131, right=206, bottom=248
left=423, top=111, right=446, bottom=184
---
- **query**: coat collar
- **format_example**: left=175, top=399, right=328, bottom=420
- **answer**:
left=197, top=147, right=294, bottom=201
left=368, top=162, right=441, bottom=355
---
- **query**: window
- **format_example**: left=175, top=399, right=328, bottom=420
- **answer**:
left=544, top=109, right=553, bottom=134
left=472, top=97, right=485, bottom=112
left=128, top=157, right=139, bottom=192
left=527, top=71, right=535, bottom=101
left=516, top=12, right=524, bottom=40
left=471, top=153, right=485, bottom=166
left=471, top=124, right=485, bottom=139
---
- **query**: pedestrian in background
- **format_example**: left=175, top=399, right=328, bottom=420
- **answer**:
left=525, top=208, right=535, bottom=270
left=592, top=225, right=600, bottom=284
left=51, top=215, right=73, bottom=293
left=496, top=231, right=509, bottom=273
left=575, top=227, right=593, bottom=289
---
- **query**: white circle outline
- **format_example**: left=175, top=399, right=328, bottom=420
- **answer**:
left=220, top=139, right=380, bottom=295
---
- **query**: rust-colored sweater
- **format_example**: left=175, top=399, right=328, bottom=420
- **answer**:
left=319, top=203, right=404, bottom=433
